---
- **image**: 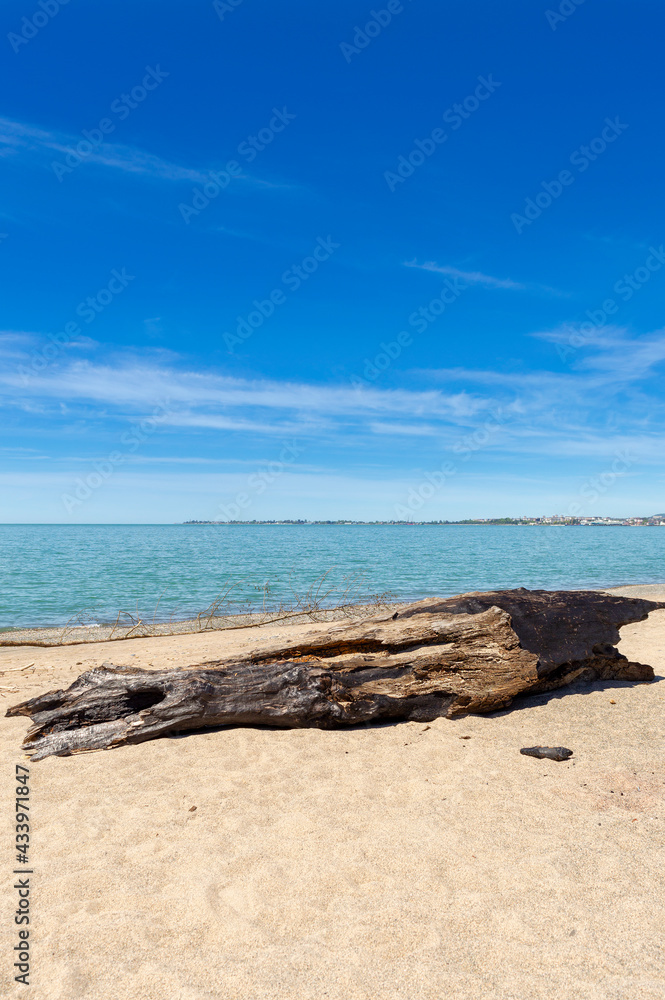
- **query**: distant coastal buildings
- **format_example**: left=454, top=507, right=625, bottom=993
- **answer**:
left=183, top=514, right=665, bottom=526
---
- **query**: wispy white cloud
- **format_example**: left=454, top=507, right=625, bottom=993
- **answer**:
left=577, top=334, right=665, bottom=381
left=0, top=330, right=38, bottom=346
left=533, top=325, right=665, bottom=382
left=369, top=422, right=440, bottom=436
left=0, top=116, right=210, bottom=183
left=159, top=412, right=311, bottom=436
left=0, top=330, right=98, bottom=363
left=404, top=259, right=525, bottom=290
left=3, top=327, right=665, bottom=472
left=0, top=358, right=489, bottom=425
left=0, top=116, right=295, bottom=190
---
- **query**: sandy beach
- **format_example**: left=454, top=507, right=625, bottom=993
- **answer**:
left=2, top=586, right=664, bottom=999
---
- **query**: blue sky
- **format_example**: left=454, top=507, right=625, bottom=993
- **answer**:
left=1, top=0, right=664, bottom=522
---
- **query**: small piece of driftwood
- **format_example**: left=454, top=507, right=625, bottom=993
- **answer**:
left=520, top=746, right=574, bottom=761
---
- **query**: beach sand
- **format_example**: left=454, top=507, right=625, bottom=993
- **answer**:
left=2, top=587, right=664, bottom=999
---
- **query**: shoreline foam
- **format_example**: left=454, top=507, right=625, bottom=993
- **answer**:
left=2, top=583, right=664, bottom=648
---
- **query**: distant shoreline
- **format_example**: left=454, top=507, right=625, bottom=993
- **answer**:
left=183, top=518, right=665, bottom=527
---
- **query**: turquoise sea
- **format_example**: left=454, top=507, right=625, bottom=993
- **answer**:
left=1, top=523, right=665, bottom=630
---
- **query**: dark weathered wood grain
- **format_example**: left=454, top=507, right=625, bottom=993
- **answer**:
left=7, top=589, right=660, bottom=760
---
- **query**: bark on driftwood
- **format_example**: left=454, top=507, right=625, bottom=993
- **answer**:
left=7, top=589, right=661, bottom=760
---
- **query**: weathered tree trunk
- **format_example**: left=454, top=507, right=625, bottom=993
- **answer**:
left=7, top=590, right=660, bottom=760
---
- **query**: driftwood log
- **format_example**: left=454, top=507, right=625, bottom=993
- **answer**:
left=7, top=589, right=662, bottom=760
